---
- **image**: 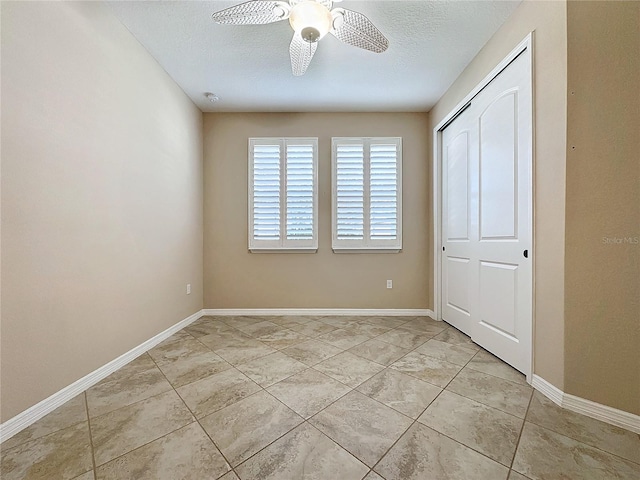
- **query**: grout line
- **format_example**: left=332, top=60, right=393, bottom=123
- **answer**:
left=32, top=315, right=635, bottom=480
left=366, top=341, right=480, bottom=475
left=148, top=349, right=241, bottom=480
left=520, top=417, right=640, bottom=468
left=509, top=388, right=535, bottom=473
left=83, top=392, right=98, bottom=479
left=366, top=332, right=520, bottom=475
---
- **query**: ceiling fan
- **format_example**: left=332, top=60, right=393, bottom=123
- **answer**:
left=211, top=0, right=389, bottom=76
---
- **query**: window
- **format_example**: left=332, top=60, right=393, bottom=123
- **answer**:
left=249, top=137, right=318, bottom=252
left=332, top=137, right=402, bottom=252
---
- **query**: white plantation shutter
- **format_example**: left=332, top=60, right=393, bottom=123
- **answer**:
left=252, top=143, right=281, bottom=241
left=370, top=142, right=398, bottom=240
left=249, top=138, right=317, bottom=251
left=332, top=137, right=402, bottom=252
left=335, top=143, right=365, bottom=240
left=286, top=144, right=314, bottom=240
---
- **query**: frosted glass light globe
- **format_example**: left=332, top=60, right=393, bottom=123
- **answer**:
left=289, top=1, right=333, bottom=43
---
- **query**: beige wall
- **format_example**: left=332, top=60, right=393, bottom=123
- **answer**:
left=203, top=113, right=430, bottom=309
left=1, top=1, right=203, bottom=421
left=429, top=0, right=568, bottom=389
left=564, top=0, right=640, bottom=415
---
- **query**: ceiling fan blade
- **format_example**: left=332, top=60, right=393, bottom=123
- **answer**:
left=290, top=33, right=318, bottom=76
left=330, top=8, right=389, bottom=53
left=212, top=1, right=290, bottom=25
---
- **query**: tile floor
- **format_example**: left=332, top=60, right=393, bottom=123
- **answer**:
left=1, top=315, right=639, bottom=479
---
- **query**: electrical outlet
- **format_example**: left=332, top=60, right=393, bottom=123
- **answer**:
left=387, top=280, right=393, bottom=289
left=186, top=284, right=191, bottom=295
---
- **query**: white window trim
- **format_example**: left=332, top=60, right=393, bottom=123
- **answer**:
left=331, top=137, right=403, bottom=253
left=248, top=137, right=318, bottom=253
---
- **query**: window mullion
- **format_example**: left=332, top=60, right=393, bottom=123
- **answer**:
left=280, top=139, right=287, bottom=247
left=363, top=139, right=371, bottom=246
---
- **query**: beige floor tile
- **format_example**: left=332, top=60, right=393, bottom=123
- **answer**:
left=256, top=329, right=310, bottom=350
left=363, top=471, right=385, bottom=480
left=197, top=330, right=254, bottom=351
left=2, top=394, right=87, bottom=450
left=349, top=339, right=411, bottom=366
left=176, top=368, right=261, bottom=418
left=526, top=391, right=640, bottom=463
left=317, top=328, right=371, bottom=350
left=390, top=351, right=462, bottom=387
left=467, top=349, right=528, bottom=385
left=313, top=352, right=384, bottom=388
left=153, top=329, right=193, bottom=346
left=92, top=354, right=157, bottom=385
left=360, top=316, right=409, bottom=329
left=86, top=361, right=173, bottom=418
left=72, top=471, right=95, bottom=480
left=150, top=337, right=231, bottom=388
left=375, top=423, right=509, bottom=480
left=319, top=316, right=363, bottom=329
left=346, top=322, right=393, bottom=338
left=235, top=351, right=308, bottom=387
left=446, top=367, right=532, bottom=418
left=400, top=318, right=447, bottom=336
left=266, top=369, right=351, bottom=418
left=95, top=422, right=230, bottom=480
left=221, top=316, right=260, bottom=328
left=288, top=321, right=337, bottom=337
left=376, top=327, right=432, bottom=349
left=219, top=471, right=240, bottom=480
left=281, top=339, right=343, bottom=366
left=414, top=339, right=477, bottom=366
left=235, top=320, right=284, bottom=337
left=235, top=423, right=368, bottom=480
left=310, top=391, right=413, bottom=467
left=512, top=422, right=640, bottom=480
left=90, top=390, right=194, bottom=466
left=184, top=319, right=235, bottom=338
left=418, top=390, right=524, bottom=466
left=508, top=471, right=530, bottom=480
left=265, top=315, right=313, bottom=328
left=1, top=422, right=92, bottom=480
left=357, top=369, right=441, bottom=419
left=212, top=338, right=277, bottom=365
left=433, top=326, right=481, bottom=351
left=200, top=390, right=303, bottom=466
left=11, top=315, right=639, bottom=480
left=147, top=329, right=196, bottom=352
left=148, top=335, right=210, bottom=361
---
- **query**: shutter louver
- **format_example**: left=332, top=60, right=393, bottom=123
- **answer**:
left=370, top=143, right=398, bottom=240
left=286, top=144, right=314, bottom=240
left=252, top=144, right=281, bottom=240
left=335, top=143, right=365, bottom=240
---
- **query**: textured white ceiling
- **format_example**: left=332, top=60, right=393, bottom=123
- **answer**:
left=107, top=0, right=521, bottom=112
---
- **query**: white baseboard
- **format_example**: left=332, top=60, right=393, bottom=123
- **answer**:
left=532, top=375, right=640, bottom=434
left=0, top=309, right=204, bottom=444
left=203, top=308, right=435, bottom=318
left=531, top=374, right=564, bottom=406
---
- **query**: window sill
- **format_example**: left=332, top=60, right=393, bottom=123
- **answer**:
left=249, top=248, right=318, bottom=254
left=332, top=248, right=402, bottom=254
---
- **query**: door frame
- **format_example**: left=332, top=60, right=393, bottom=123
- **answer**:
left=432, top=33, right=535, bottom=382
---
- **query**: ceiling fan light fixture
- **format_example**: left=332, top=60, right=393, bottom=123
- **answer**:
left=289, top=1, right=332, bottom=43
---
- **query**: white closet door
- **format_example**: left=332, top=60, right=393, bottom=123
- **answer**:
left=441, top=49, right=532, bottom=374
left=441, top=106, right=475, bottom=334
